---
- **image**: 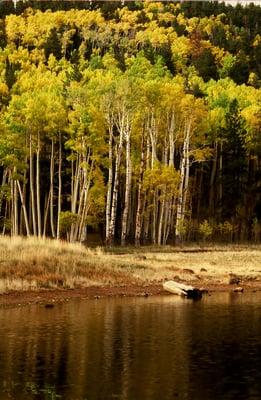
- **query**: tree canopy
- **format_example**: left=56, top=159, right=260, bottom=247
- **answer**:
left=0, top=1, right=260, bottom=244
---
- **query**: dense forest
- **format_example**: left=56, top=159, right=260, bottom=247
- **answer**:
left=0, top=1, right=260, bottom=245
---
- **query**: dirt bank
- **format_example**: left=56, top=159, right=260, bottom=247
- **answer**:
left=1, top=280, right=261, bottom=308
left=0, top=285, right=163, bottom=307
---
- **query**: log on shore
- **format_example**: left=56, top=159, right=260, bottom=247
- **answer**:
left=163, top=280, right=202, bottom=299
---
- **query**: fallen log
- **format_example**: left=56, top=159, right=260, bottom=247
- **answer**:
left=163, top=280, right=202, bottom=299
left=233, top=287, right=244, bottom=293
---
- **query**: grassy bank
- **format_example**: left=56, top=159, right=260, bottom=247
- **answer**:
left=0, top=236, right=261, bottom=294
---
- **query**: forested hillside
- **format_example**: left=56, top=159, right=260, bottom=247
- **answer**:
left=0, top=1, right=260, bottom=245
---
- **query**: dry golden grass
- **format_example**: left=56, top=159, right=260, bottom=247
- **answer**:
left=0, top=236, right=261, bottom=293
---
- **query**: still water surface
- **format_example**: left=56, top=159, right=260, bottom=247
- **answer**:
left=0, top=293, right=260, bottom=400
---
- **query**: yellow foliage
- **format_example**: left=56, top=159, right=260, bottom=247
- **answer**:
left=0, top=82, right=8, bottom=97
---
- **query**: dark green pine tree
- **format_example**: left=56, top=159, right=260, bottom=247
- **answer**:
left=221, top=99, right=247, bottom=221
left=44, top=28, right=62, bottom=60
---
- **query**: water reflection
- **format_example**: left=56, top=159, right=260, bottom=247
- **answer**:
left=0, top=293, right=260, bottom=399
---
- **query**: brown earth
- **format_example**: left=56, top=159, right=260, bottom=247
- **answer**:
left=1, top=280, right=261, bottom=308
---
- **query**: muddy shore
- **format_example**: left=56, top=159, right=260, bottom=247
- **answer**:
left=1, top=281, right=261, bottom=308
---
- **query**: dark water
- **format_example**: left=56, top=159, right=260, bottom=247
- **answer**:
left=0, top=293, right=261, bottom=400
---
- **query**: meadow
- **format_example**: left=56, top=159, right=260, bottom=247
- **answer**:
left=0, top=236, right=260, bottom=293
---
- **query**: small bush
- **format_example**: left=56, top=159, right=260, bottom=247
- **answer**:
left=199, top=220, right=213, bottom=241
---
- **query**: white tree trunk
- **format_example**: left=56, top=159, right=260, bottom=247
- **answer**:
left=70, top=155, right=80, bottom=242
left=43, top=190, right=51, bottom=238
left=57, top=132, right=62, bottom=239
left=108, top=131, right=123, bottom=246
left=50, top=138, right=55, bottom=238
left=36, top=132, right=41, bottom=237
left=135, top=135, right=145, bottom=246
left=17, top=180, right=30, bottom=237
left=29, top=134, right=37, bottom=235
left=175, top=121, right=191, bottom=242
left=121, top=126, right=132, bottom=246
left=105, top=126, right=113, bottom=244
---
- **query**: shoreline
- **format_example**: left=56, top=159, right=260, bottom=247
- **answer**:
left=1, top=237, right=261, bottom=308
left=1, top=282, right=261, bottom=308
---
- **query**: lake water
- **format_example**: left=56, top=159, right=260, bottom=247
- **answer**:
left=0, top=292, right=260, bottom=400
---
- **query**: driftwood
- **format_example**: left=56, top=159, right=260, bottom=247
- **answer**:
left=163, top=280, right=202, bottom=299
left=233, top=287, right=244, bottom=293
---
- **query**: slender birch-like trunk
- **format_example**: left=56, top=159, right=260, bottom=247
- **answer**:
left=78, top=163, right=88, bottom=242
left=71, top=155, right=80, bottom=214
left=108, top=131, right=123, bottom=246
left=168, top=111, right=176, bottom=167
left=209, top=141, right=217, bottom=216
left=176, top=144, right=186, bottom=243
left=36, top=132, right=41, bottom=237
left=163, top=198, right=173, bottom=245
left=151, top=190, right=158, bottom=245
left=148, top=112, right=157, bottom=168
left=57, top=132, right=62, bottom=239
left=29, top=134, right=37, bottom=235
left=182, top=135, right=190, bottom=220
left=50, top=138, right=55, bottom=238
left=19, top=168, right=27, bottom=235
left=105, top=125, right=113, bottom=244
left=72, top=150, right=89, bottom=242
left=78, top=159, right=94, bottom=242
left=121, top=123, right=132, bottom=246
left=157, top=192, right=166, bottom=245
left=9, top=175, right=12, bottom=235
left=218, top=141, right=223, bottom=220
left=147, top=112, right=158, bottom=244
left=15, top=181, right=18, bottom=236
left=11, top=168, right=18, bottom=236
left=17, top=180, right=30, bottom=237
left=142, top=138, right=151, bottom=244
left=72, top=164, right=85, bottom=242
left=10, top=176, right=15, bottom=236
left=175, top=120, right=191, bottom=242
left=70, top=155, right=80, bottom=242
left=43, top=190, right=51, bottom=238
left=135, top=134, right=145, bottom=246
left=162, top=199, right=169, bottom=245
